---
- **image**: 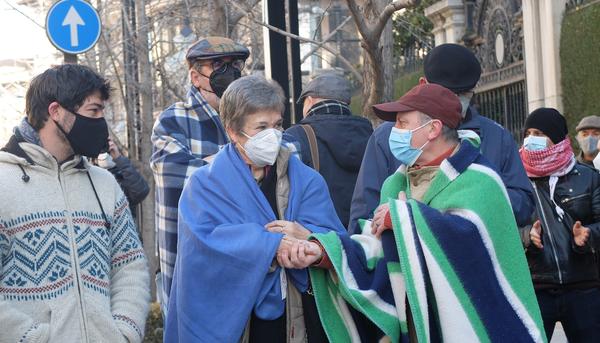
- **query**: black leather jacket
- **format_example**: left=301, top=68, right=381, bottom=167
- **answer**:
left=520, top=163, right=600, bottom=287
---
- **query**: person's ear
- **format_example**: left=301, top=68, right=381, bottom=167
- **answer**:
left=429, top=120, right=443, bottom=140
left=302, top=96, right=313, bottom=117
left=190, top=69, right=203, bottom=88
left=226, top=127, right=238, bottom=144
left=48, top=101, right=62, bottom=121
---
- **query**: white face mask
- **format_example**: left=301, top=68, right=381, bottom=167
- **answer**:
left=593, top=153, right=600, bottom=170
left=97, top=152, right=116, bottom=169
left=240, top=128, right=282, bottom=167
left=458, top=94, right=472, bottom=118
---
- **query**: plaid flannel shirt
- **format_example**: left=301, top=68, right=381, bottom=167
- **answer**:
left=151, top=86, right=301, bottom=307
left=151, top=86, right=228, bottom=305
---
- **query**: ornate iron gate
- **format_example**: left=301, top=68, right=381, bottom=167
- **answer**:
left=465, top=0, right=527, bottom=140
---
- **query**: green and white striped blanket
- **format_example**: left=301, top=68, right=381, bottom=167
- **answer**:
left=310, top=140, right=546, bottom=343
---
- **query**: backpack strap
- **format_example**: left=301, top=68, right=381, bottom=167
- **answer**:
left=300, top=124, right=320, bottom=172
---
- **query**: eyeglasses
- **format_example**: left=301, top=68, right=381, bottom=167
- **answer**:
left=197, top=58, right=245, bottom=72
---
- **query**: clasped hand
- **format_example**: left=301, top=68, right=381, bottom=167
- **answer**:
left=274, top=236, right=322, bottom=269
left=265, top=220, right=320, bottom=268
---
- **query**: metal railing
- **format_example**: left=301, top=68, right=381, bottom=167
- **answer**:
left=394, top=43, right=432, bottom=76
left=475, top=80, right=527, bottom=141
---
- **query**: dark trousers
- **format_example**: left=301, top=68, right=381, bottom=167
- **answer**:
left=536, top=288, right=600, bottom=342
left=249, top=292, right=327, bottom=343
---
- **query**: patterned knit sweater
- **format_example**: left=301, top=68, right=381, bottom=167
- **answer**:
left=0, top=137, right=150, bottom=343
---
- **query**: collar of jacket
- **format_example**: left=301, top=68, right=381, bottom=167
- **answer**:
left=186, top=85, right=229, bottom=141
left=2, top=131, right=87, bottom=171
left=306, top=99, right=352, bottom=117
left=187, top=85, right=220, bottom=118
left=460, top=106, right=482, bottom=136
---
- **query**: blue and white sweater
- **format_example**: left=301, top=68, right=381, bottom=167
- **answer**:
left=0, top=132, right=150, bottom=343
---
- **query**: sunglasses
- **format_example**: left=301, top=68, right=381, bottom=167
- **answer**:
left=197, top=58, right=245, bottom=72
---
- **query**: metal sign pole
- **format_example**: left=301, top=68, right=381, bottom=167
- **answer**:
left=63, top=53, right=78, bottom=64
left=263, top=0, right=302, bottom=129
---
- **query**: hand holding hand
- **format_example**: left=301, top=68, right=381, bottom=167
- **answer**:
left=266, top=220, right=311, bottom=240
left=277, top=239, right=322, bottom=269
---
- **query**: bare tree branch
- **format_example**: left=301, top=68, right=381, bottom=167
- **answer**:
left=100, top=33, right=128, bottom=115
left=4, top=0, right=44, bottom=29
left=229, top=1, right=363, bottom=83
left=228, top=0, right=261, bottom=27
left=346, top=0, right=371, bottom=40
left=300, top=16, right=352, bottom=64
left=373, top=0, right=418, bottom=41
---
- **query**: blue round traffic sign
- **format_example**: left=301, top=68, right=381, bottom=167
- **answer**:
left=46, top=0, right=101, bottom=54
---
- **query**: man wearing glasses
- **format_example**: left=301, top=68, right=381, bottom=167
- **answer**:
left=150, top=37, right=249, bottom=313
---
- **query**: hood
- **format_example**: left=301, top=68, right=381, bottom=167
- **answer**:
left=1, top=132, right=89, bottom=182
left=301, top=114, right=373, bottom=171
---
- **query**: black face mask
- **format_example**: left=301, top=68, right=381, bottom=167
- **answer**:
left=204, top=63, right=242, bottom=98
left=55, top=110, right=109, bottom=157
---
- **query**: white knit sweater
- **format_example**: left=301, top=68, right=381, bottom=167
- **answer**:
left=0, top=140, right=150, bottom=343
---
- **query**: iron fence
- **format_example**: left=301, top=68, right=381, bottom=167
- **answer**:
left=475, top=81, right=527, bottom=141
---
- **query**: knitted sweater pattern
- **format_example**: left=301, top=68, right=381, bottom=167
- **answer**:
left=0, top=141, right=150, bottom=343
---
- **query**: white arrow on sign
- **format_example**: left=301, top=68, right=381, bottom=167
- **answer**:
left=62, top=6, right=85, bottom=47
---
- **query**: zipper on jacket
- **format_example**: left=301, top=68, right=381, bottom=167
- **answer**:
left=58, top=170, right=90, bottom=342
left=532, top=182, right=563, bottom=284
left=560, top=193, right=589, bottom=204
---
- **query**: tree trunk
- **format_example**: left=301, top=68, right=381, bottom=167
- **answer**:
left=347, top=0, right=416, bottom=126
left=135, top=0, right=157, bottom=300
left=380, top=4, right=395, bottom=103
left=210, top=0, right=228, bottom=36
left=360, top=0, right=390, bottom=125
left=122, top=0, right=138, bottom=155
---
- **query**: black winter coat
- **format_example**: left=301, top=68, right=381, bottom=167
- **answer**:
left=108, top=156, right=150, bottom=218
left=520, top=163, right=600, bottom=288
left=286, top=101, right=372, bottom=229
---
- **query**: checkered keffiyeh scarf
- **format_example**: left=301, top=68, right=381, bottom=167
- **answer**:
left=520, top=137, right=575, bottom=178
left=520, top=137, right=576, bottom=219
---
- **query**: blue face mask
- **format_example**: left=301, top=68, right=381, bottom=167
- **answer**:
left=388, top=121, right=431, bottom=166
left=523, top=135, right=548, bottom=151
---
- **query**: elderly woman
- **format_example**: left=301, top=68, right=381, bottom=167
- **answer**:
left=518, top=108, right=600, bottom=341
left=164, top=75, right=345, bottom=342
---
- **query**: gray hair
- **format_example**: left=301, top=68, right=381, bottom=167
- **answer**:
left=418, top=112, right=459, bottom=143
left=219, top=75, right=285, bottom=132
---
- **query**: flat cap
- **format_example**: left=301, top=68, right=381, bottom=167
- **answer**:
left=298, top=72, right=352, bottom=104
left=424, top=44, right=481, bottom=93
left=373, top=83, right=462, bottom=128
left=186, top=36, right=250, bottom=62
left=576, top=115, right=600, bottom=132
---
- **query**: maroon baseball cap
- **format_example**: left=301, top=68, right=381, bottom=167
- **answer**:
left=372, top=83, right=462, bottom=128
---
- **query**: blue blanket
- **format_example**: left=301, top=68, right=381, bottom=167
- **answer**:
left=164, top=144, right=345, bottom=342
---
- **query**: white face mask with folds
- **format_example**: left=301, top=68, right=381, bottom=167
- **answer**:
left=594, top=153, right=600, bottom=170
left=240, top=128, right=283, bottom=167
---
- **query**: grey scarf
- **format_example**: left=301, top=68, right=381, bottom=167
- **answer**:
left=16, top=118, right=42, bottom=146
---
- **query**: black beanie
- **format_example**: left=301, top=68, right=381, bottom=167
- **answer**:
left=524, top=108, right=568, bottom=144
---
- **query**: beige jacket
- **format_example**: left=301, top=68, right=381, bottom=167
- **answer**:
left=240, top=148, right=308, bottom=343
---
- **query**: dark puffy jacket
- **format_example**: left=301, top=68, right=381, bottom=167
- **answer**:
left=519, top=163, right=600, bottom=287
left=108, top=156, right=150, bottom=218
left=286, top=102, right=372, bottom=228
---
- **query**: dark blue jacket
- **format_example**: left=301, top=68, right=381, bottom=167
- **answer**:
left=348, top=107, right=535, bottom=233
left=286, top=105, right=373, bottom=228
